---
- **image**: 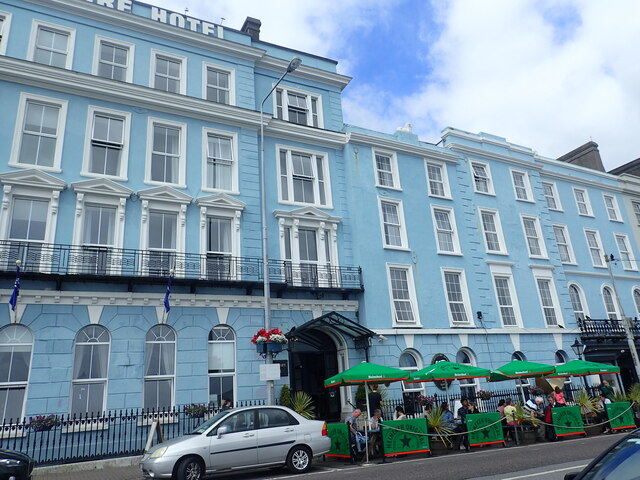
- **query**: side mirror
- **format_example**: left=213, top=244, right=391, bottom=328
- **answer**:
left=217, top=425, right=229, bottom=439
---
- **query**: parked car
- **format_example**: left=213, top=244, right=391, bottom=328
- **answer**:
left=0, top=448, right=34, bottom=480
left=565, top=428, right=640, bottom=480
left=140, top=405, right=331, bottom=480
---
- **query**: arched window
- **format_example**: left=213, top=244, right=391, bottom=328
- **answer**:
left=208, top=325, right=235, bottom=408
left=602, top=287, right=618, bottom=319
left=456, top=348, right=478, bottom=398
left=511, top=351, right=529, bottom=387
left=71, top=325, right=110, bottom=416
left=555, top=350, right=568, bottom=364
left=144, top=325, right=176, bottom=410
left=569, top=284, right=587, bottom=322
left=399, top=350, right=423, bottom=393
left=0, top=325, right=33, bottom=421
left=633, top=288, right=640, bottom=317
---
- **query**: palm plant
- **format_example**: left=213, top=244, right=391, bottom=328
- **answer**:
left=425, top=406, right=455, bottom=445
left=290, top=391, right=316, bottom=419
left=573, top=389, right=598, bottom=419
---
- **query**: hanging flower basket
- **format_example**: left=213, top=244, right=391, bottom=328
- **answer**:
left=267, top=342, right=284, bottom=353
left=184, top=404, right=208, bottom=418
left=28, top=415, right=60, bottom=432
left=477, top=390, right=492, bottom=400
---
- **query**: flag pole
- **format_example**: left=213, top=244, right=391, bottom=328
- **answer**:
left=9, top=260, right=21, bottom=323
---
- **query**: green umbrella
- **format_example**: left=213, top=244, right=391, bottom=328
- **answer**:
left=325, top=361, right=409, bottom=462
left=489, top=360, right=556, bottom=382
left=406, top=361, right=491, bottom=383
left=546, top=359, right=620, bottom=378
left=490, top=360, right=556, bottom=403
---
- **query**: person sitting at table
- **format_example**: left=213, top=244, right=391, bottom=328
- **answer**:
left=393, top=405, right=406, bottom=420
left=368, top=409, right=383, bottom=457
left=503, top=398, right=517, bottom=426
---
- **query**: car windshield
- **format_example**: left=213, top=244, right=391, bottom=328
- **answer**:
left=190, top=411, right=229, bottom=434
left=582, top=437, right=640, bottom=480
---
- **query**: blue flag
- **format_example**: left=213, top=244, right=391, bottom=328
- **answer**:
left=163, top=273, right=172, bottom=313
left=9, top=264, right=20, bottom=311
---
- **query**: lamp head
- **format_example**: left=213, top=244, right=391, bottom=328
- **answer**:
left=287, top=57, right=302, bottom=73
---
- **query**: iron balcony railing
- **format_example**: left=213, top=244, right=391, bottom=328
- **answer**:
left=577, top=317, right=640, bottom=339
left=0, top=240, right=363, bottom=290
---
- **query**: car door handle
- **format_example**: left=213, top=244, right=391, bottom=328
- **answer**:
left=284, top=428, right=295, bottom=432
left=243, top=433, right=255, bottom=437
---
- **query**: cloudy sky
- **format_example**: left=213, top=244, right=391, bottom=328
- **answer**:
left=147, top=0, right=640, bottom=170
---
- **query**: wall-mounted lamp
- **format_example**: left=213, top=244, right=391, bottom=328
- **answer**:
left=378, top=334, right=388, bottom=343
left=476, top=311, right=483, bottom=320
left=129, top=192, right=140, bottom=202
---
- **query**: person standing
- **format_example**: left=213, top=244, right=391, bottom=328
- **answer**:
left=599, top=380, right=615, bottom=401
left=345, top=409, right=365, bottom=453
left=368, top=384, right=383, bottom=417
left=544, top=395, right=557, bottom=441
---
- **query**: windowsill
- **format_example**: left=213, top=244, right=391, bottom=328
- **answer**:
left=376, top=185, right=402, bottom=192
left=8, top=162, right=62, bottom=174
left=437, top=251, right=463, bottom=256
left=393, top=324, right=423, bottom=329
left=548, top=208, right=564, bottom=212
left=528, top=255, right=549, bottom=260
left=578, top=213, right=594, bottom=218
left=428, top=194, right=452, bottom=200
left=201, top=187, right=240, bottom=196
left=80, top=171, right=129, bottom=183
left=144, top=180, right=187, bottom=189
left=515, top=198, right=535, bottom=204
left=561, top=261, right=578, bottom=266
left=62, top=418, right=110, bottom=434
left=474, top=191, right=496, bottom=196
left=486, top=250, right=509, bottom=256
left=137, top=411, right=180, bottom=427
left=277, top=199, right=334, bottom=210
left=0, top=424, right=28, bottom=439
left=451, top=323, right=475, bottom=328
left=383, top=246, right=411, bottom=252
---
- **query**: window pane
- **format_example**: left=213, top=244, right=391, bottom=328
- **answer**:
left=0, top=387, right=26, bottom=421
left=9, top=198, right=48, bottom=241
left=208, top=342, right=234, bottom=373
left=209, top=376, right=234, bottom=407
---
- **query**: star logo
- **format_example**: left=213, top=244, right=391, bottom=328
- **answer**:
left=400, top=435, right=412, bottom=448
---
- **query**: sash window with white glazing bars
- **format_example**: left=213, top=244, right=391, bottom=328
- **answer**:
left=388, top=266, right=417, bottom=324
left=542, top=182, right=559, bottom=210
left=604, top=195, right=620, bottom=221
left=0, top=325, right=33, bottom=422
left=97, top=41, right=128, bottom=81
left=615, top=234, right=633, bottom=270
left=205, top=67, right=230, bottom=104
left=426, top=162, right=447, bottom=197
left=472, top=163, right=491, bottom=193
left=381, top=201, right=403, bottom=248
left=154, top=55, right=181, bottom=93
left=208, top=325, right=235, bottom=409
left=18, top=100, right=60, bottom=168
left=279, top=149, right=329, bottom=207
left=151, top=124, right=180, bottom=184
left=444, top=271, right=469, bottom=324
left=585, top=230, right=604, bottom=267
left=574, top=189, right=591, bottom=216
left=569, top=284, right=586, bottom=322
left=603, top=287, right=618, bottom=319
left=275, top=88, right=320, bottom=127
left=147, top=212, right=177, bottom=275
left=206, top=134, right=233, bottom=191
left=553, top=225, right=573, bottom=264
left=537, top=279, right=558, bottom=326
left=89, top=113, right=124, bottom=176
left=34, top=25, right=69, bottom=68
left=494, top=276, right=518, bottom=327
left=144, top=325, right=176, bottom=410
left=71, top=325, right=110, bottom=416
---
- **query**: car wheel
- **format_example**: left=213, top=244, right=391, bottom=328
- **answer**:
left=286, top=445, right=312, bottom=473
left=175, top=456, right=204, bottom=480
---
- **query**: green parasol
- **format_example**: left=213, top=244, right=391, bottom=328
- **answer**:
left=546, top=359, right=620, bottom=378
left=406, top=361, right=491, bottom=383
left=489, top=360, right=556, bottom=382
left=325, top=361, right=409, bottom=462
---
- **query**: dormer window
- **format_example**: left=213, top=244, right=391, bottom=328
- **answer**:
left=275, top=87, right=322, bottom=128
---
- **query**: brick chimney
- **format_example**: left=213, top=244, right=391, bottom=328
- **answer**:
left=241, top=17, right=261, bottom=41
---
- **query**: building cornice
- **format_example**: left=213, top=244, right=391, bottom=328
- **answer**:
left=441, top=128, right=535, bottom=156
left=256, top=56, right=351, bottom=90
left=563, top=269, right=639, bottom=281
left=535, top=154, right=621, bottom=184
left=346, top=132, right=459, bottom=163
left=2, top=289, right=359, bottom=311
left=0, top=56, right=264, bottom=129
left=265, top=120, right=346, bottom=149
left=539, top=169, right=622, bottom=193
left=445, top=142, right=542, bottom=171
left=374, top=327, right=576, bottom=335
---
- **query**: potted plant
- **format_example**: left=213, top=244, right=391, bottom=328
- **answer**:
left=416, top=394, right=436, bottom=412
left=425, top=406, right=455, bottom=452
left=184, top=403, right=208, bottom=418
left=626, top=383, right=640, bottom=426
left=574, top=389, right=598, bottom=423
left=28, top=414, right=60, bottom=432
left=477, top=390, right=492, bottom=401
left=290, top=391, right=316, bottom=419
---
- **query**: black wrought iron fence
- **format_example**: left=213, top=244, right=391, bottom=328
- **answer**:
left=0, top=401, right=264, bottom=466
left=381, top=384, right=601, bottom=420
left=0, top=240, right=363, bottom=290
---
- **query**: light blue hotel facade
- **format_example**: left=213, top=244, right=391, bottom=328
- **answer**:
left=1, top=0, right=639, bottom=424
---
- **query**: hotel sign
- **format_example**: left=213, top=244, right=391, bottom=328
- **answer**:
left=84, top=0, right=223, bottom=38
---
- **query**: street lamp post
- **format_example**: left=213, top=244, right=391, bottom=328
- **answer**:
left=260, top=57, right=302, bottom=405
left=571, top=337, right=587, bottom=389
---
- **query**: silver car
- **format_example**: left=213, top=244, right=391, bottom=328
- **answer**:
left=140, top=405, right=331, bottom=479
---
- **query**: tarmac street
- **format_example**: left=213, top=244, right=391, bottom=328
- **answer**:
left=35, top=432, right=623, bottom=480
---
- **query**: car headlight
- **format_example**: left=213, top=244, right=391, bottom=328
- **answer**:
left=150, top=447, right=168, bottom=458
left=0, top=458, right=23, bottom=466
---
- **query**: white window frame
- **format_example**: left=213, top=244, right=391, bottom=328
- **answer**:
left=456, top=348, right=479, bottom=396
left=441, top=268, right=474, bottom=326
left=0, top=11, right=13, bottom=55
left=372, top=150, right=400, bottom=190
left=399, top=350, right=425, bottom=394
left=425, top=160, right=451, bottom=199
left=378, top=197, right=409, bottom=250
left=275, top=207, right=341, bottom=288
left=273, top=85, right=324, bottom=128
left=150, top=49, right=187, bottom=95
left=479, top=208, right=507, bottom=255
left=568, top=283, right=590, bottom=322
left=541, top=181, right=562, bottom=211
left=10, top=93, right=68, bottom=172
left=573, top=187, right=593, bottom=216
left=615, top=233, right=635, bottom=271
left=70, top=325, right=110, bottom=416
left=143, top=325, right=177, bottom=410
left=386, top=263, right=420, bottom=327
left=632, top=201, right=640, bottom=225
left=633, top=287, right=640, bottom=317
left=28, top=20, right=76, bottom=69
left=431, top=205, right=461, bottom=255
left=489, top=262, right=523, bottom=328
left=145, top=118, right=187, bottom=188
left=603, top=194, right=622, bottom=222
left=521, top=215, right=547, bottom=258
left=196, top=193, right=246, bottom=281
left=532, top=267, right=563, bottom=327
left=602, top=285, right=620, bottom=319
left=511, top=169, right=533, bottom=202
left=471, top=161, right=494, bottom=195
left=552, top=224, right=575, bottom=265
left=81, top=106, right=131, bottom=180
left=201, top=127, right=238, bottom=194
left=208, top=325, right=237, bottom=409
left=202, top=62, right=235, bottom=105
left=0, top=170, right=65, bottom=273
left=0, top=324, right=33, bottom=422
left=276, top=145, right=332, bottom=208
left=138, top=188, right=191, bottom=277
left=584, top=229, right=605, bottom=268
left=92, top=35, right=134, bottom=83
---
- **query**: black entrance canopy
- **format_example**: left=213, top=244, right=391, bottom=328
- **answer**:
left=286, top=311, right=375, bottom=357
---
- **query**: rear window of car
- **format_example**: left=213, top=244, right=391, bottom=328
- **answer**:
left=582, top=437, right=640, bottom=480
